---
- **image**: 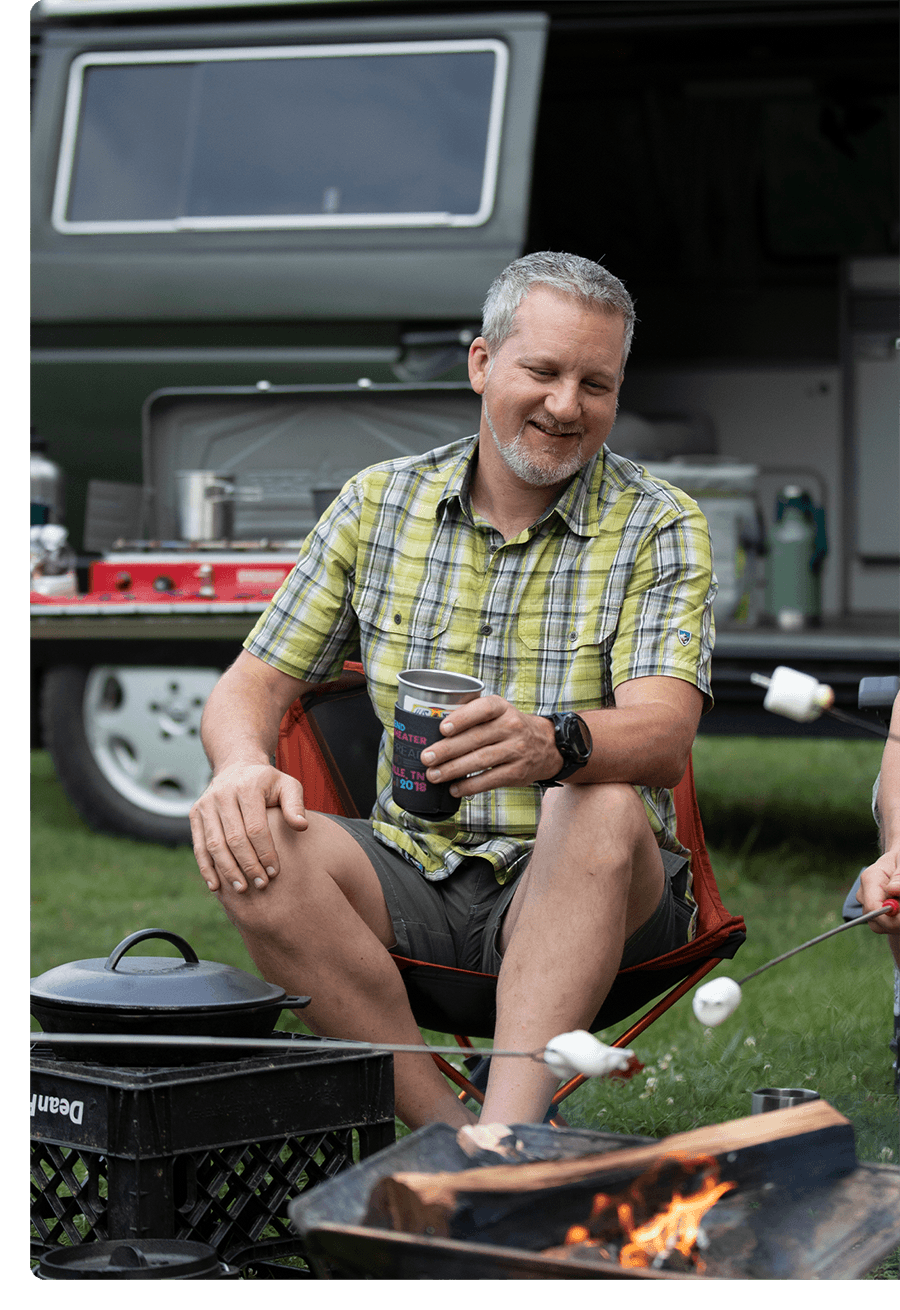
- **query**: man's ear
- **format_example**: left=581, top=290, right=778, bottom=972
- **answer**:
left=467, top=338, right=491, bottom=395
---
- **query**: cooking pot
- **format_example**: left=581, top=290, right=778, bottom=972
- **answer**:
left=30, top=929, right=310, bottom=1065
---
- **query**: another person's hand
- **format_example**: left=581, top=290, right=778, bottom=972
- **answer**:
left=189, top=762, right=308, bottom=894
left=419, top=696, right=560, bottom=796
left=857, top=851, right=900, bottom=937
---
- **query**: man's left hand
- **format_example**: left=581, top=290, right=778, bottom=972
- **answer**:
left=419, top=696, right=560, bottom=795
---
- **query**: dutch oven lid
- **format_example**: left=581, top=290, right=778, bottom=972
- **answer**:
left=38, top=1239, right=227, bottom=1279
left=30, top=929, right=293, bottom=1012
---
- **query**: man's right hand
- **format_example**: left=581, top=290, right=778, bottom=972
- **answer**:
left=189, top=762, right=308, bottom=894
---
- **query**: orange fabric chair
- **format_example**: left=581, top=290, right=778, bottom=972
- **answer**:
left=276, top=662, right=746, bottom=1112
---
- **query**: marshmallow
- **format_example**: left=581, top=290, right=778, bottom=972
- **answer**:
left=763, top=666, right=834, bottom=724
left=691, top=977, right=743, bottom=1027
left=543, top=1030, right=635, bottom=1080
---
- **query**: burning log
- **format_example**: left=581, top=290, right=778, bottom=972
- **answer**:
left=363, top=1100, right=855, bottom=1258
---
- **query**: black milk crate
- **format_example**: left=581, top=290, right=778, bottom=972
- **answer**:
left=30, top=1036, right=395, bottom=1272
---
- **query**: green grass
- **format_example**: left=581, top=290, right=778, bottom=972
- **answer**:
left=30, top=738, right=899, bottom=1276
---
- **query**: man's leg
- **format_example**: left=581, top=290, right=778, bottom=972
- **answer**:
left=480, top=782, right=667, bottom=1124
left=214, top=810, right=475, bottom=1130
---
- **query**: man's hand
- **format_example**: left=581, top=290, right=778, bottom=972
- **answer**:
left=419, top=696, right=560, bottom=796
left=189, top=762, right=308, bottom=894
left=189, top=650, right=315, bottom=893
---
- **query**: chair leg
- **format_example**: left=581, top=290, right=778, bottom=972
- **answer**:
left=430, top=1052, right=485, bottom=1105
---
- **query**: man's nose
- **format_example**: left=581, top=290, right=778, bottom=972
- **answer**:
left=544, top=378, right=582, bottom=422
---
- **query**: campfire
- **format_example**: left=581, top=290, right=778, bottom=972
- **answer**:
left=541, top=1151, right=736, bottom=1273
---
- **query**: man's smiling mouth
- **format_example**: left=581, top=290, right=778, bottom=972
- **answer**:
left=528, top=418, right=582, bottom=439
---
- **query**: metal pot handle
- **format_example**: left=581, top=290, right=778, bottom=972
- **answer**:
left=105, top=929, right=200, bottom=972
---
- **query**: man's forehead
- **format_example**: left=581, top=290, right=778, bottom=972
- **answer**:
left=508, top=285, right=626, bottom=340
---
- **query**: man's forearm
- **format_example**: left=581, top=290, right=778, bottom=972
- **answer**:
left=575, top=706, right=694, bottom=788
left=425, top=676, right=704, bottom=799
left=573, top=678, right=703, bottom=790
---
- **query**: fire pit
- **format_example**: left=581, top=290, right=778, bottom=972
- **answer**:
left=289, top=1104, right=900, bottom=1279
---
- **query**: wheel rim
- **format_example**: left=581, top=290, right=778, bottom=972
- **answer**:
left=82, top=666, right=220, bottom=818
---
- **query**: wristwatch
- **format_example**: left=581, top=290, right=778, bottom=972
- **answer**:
left=539, top=712, right=593, bottom=784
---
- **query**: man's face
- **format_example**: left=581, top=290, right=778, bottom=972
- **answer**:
left=468, top=285, right=626, bottom=489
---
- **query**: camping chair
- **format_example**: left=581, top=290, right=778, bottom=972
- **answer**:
left=276, top=662, right=746, bottom=1116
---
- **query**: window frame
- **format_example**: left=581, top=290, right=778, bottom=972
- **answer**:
left=51, top=38, right=510, bottom=235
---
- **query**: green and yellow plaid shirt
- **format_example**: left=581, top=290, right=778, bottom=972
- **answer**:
left=244, top=437, right=716, bottom=883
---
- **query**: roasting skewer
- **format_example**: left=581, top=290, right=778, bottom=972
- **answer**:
left=692, top=900, right=899, bottom=1027
left=29, top=1027, right=638, bottom=1081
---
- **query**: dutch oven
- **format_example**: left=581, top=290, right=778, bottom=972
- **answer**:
left=30, top=928, right=310, bottom=1065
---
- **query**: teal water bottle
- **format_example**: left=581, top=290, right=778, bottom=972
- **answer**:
left=766, top=486, right=827, bottom=630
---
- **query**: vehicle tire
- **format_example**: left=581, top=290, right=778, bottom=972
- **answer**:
left=41, top=664, right=222, bottom=845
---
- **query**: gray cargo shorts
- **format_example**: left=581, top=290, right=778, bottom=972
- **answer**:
left=323, top=814, right=694, bottom=975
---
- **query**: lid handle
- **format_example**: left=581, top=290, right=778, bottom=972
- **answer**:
left=105, top=929, right=200, bottom=972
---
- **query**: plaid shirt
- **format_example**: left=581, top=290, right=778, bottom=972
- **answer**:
left=244, top=437, right=716, bottom=883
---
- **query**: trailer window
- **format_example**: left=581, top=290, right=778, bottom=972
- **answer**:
left=53, top=40, right=507, bottom=233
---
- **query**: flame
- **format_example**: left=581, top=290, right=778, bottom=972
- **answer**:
left=562, top=1152, right=736, bottom=1274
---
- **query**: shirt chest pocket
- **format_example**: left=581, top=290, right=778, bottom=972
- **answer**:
left=360, top=588, right=460, bottom=649
left=517, top=606, right=617, bottom=654
left=517, top=607, right=617, bottom=708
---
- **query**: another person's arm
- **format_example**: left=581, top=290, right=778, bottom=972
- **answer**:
left=189, top=650, right=315, bottom=894
left=857, top=691, right=900, bottom=956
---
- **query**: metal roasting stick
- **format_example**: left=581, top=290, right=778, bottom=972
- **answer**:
left=738, top=900, right=900, bottom=985
left=28, top=1031, right=549, bottom=1062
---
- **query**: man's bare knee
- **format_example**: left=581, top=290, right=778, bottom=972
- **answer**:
left=538, top=779, right=649, bottom=850
left=259, top=811, right=395, bottom=947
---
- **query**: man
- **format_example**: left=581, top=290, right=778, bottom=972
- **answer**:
left=190, top=251, right=716, bottom=1130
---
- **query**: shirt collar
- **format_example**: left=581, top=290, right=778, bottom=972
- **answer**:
left=544, top=447, right=605, bottom=536
left=436, top=436, right=480, bottom=520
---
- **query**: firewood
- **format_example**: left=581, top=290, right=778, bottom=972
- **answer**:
left=363, top=1100, right=855, bottom=1240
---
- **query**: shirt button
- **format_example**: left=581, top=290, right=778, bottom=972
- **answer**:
left=480, top=623, right=492, bottom=635
left=394, top=613, right=402, bottom=625
left=569, top=631, right=578, bottom=642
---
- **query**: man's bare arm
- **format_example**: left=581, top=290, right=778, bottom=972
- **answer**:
left=190, top=650, right=314, bottom=893
left=420, top=675, right=703, bottom=797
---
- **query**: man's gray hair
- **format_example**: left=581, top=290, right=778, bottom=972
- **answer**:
left=480, top=251, right=636, bottom=365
